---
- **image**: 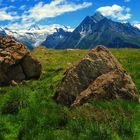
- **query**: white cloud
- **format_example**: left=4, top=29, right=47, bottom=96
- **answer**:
left=0, top=7, right=19, bottom=21
left=2, top=0, right=92, bottom=30
left=134, top=24, right=140, bottom=29
left=132, top=21, right=140, bottom=29
left=7, top=23, right=74, bottom=34
left=7, top=22, right=32, bottom=30
left=20, top=5, right=26, bottom=10
left=96, top=4, right=131, bottom=20
left=24, top=0, right=92, bottom=21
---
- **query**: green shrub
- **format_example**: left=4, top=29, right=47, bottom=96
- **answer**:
left=0, top=87, right=30, bottom=114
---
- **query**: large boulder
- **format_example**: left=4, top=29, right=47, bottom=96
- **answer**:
left=0, top=36, right=41, bottom=85
left=54, top=46, right=139, bottom=106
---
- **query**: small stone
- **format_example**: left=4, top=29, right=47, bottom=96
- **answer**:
left=11, top=80, right=18, bottom=86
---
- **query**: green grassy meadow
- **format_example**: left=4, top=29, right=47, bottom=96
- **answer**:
left=0, top=47, right=140, bottom=140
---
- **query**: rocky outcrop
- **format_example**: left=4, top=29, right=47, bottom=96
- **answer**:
left=54, top=45, right=138, bottom=106
left=0, top=36, right=41, bottom=85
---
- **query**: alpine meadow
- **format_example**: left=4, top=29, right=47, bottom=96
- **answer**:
left=0, top=0, right=140, bottom=140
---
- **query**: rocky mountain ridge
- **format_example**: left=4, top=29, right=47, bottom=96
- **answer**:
left=1, top=13, right=140, bottom=49
left=56, top=13, right=140, bottom=49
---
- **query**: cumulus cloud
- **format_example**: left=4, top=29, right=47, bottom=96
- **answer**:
left=132, top=21, right=140, bottom=29
left=4, top=0, right=92, bottom=29
left=24, top=0, right=92, bottom=21
left=96, top=4, right=131, bottom=20
left=134, top=24, right=140, bottom=29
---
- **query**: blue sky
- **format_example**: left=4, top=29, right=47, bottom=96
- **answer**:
left=0, top=0, right=140, bottom=30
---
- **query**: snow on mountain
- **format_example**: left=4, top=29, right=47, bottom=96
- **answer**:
left=56, top=13, right=140, bottom=49
left=133, top=23, right=140, bottom=30
left=0, top=24, right=73, bottom=49
left=42, top=27, right=72, bottom=48
left=28, top=25, right=41, bottom=31
left=0, top=27, right=7, bottom=35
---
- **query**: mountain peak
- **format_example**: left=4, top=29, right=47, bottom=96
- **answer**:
left=58, top=12, right=140, bottom=49
left=0, top=26, right=4, bottom=31
left=124, top=22, right=132, bottom=27
left=91, top=12, right=105, bottom=22
left=4, top=27, right=11, bottom=31
left=55, top=28, right=65, bottom=33
left=28, top=25, right=40, bottom=31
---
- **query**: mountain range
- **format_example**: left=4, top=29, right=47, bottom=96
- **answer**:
left=0, top=25, right=72, bottom=49
left=56, top=13, right=140, bottom=49
left=1, top=13, right=140, bottom=49
left=41, top=28, right=72, bottom=49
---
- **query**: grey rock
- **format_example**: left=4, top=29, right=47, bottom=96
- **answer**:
left=54, top=45, right=139, bottom=106
left=0, top=36, right=42, bottom=85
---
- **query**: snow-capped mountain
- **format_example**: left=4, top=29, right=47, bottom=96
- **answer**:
left=41, top=28, right=72, bottom=48
left=0, top=24, right=73, bottom=49
left=28, top=25, right=41, bottom=31
left=0, top=27, right=7, bottom=36
left=56, top=13, right=140, bottom=49
left=1, top=14, right=140, bottom=50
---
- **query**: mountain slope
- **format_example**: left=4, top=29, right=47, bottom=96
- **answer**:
left=56, top=13, right=140, bottom=49
left=0, top=27, right=48, bottom=49
left=0, top=25, right=72, bottom=49
left=0, top=27, right=7, bottom=36
left=41, top=28, right=72, bottom=48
